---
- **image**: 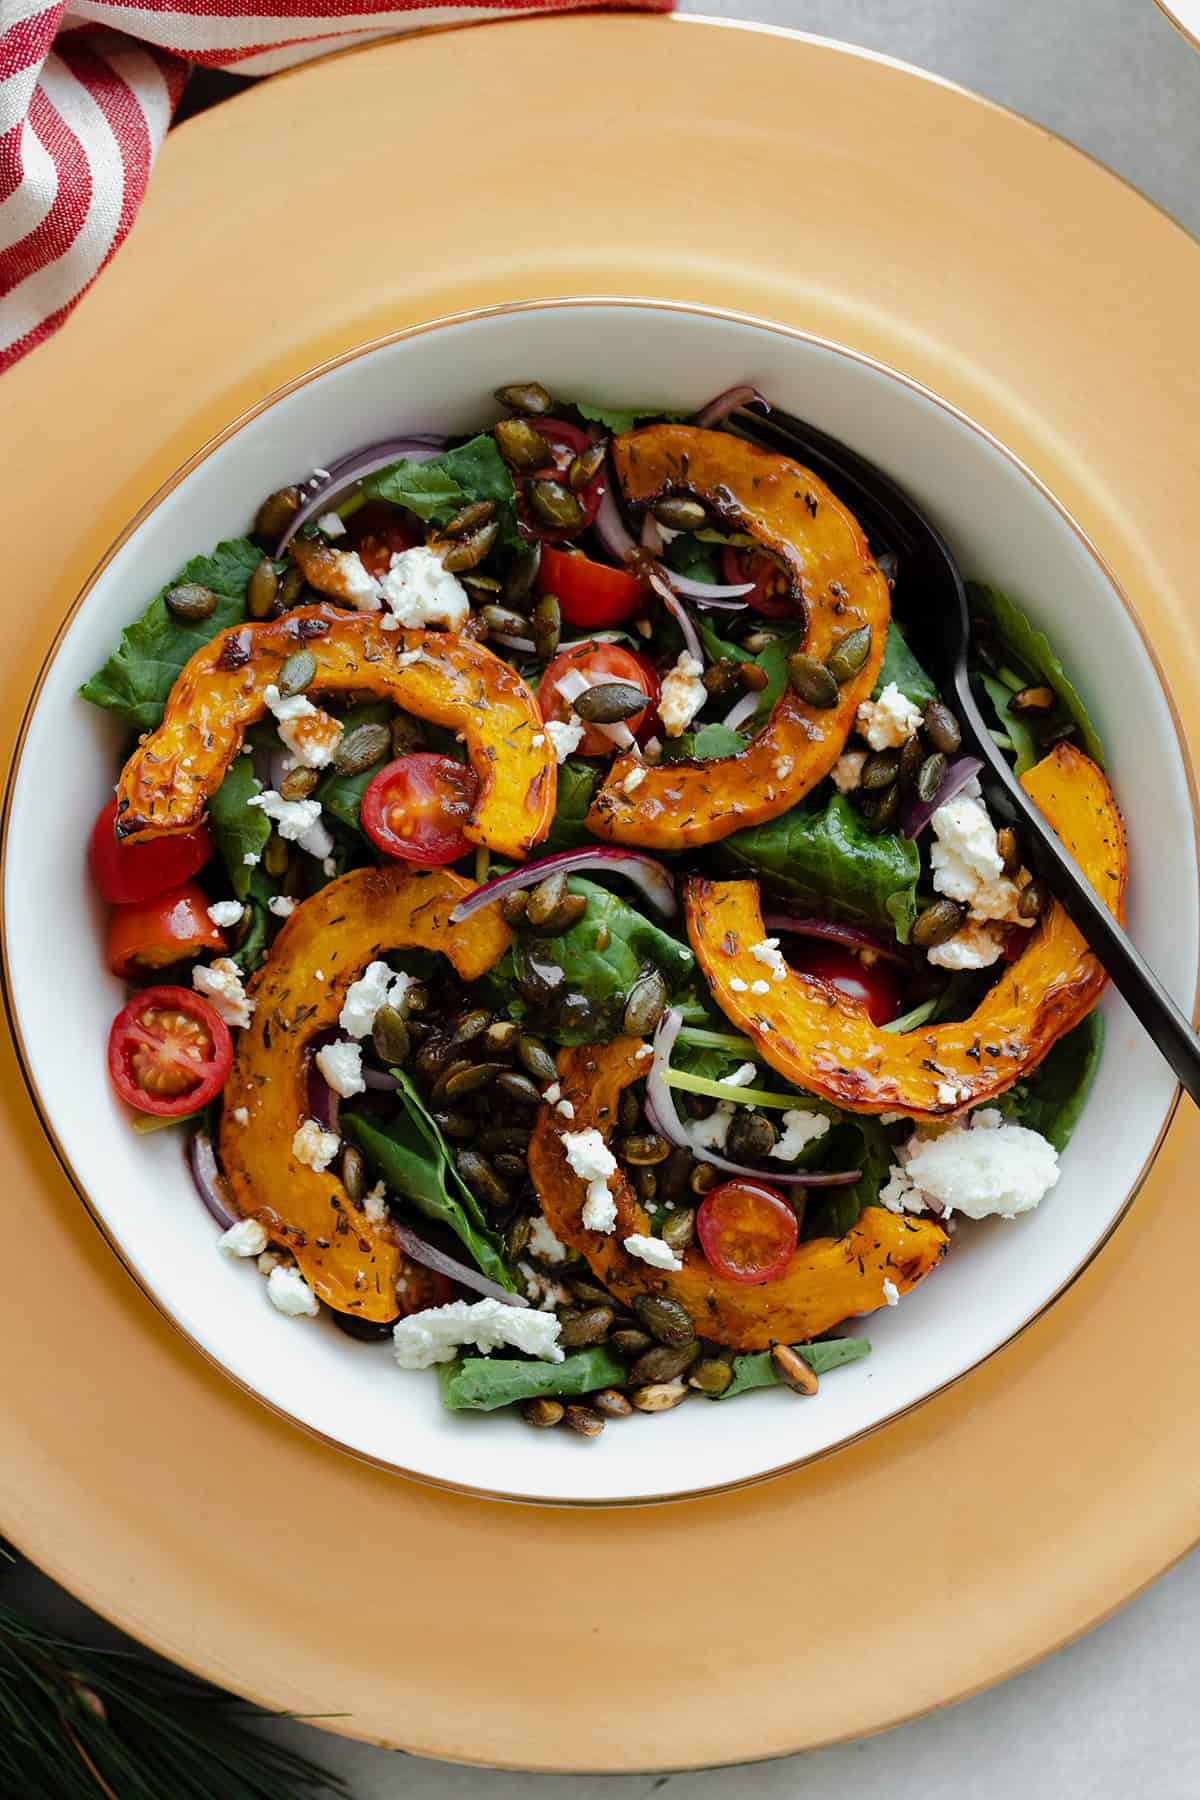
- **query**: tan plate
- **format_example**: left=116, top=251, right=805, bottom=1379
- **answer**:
left=2, top=15, right=1200, bottom=1769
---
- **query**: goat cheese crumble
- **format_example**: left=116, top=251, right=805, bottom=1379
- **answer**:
left=771, top=1109, right=831, bottom=1162
left=206, top=900, right=244, bottom=928
left=830, top=749, right=867, bottom=794
left=291, top=1118, right=340, bottom=1172
left=268, top=895, right=296, bottom=918
left=247, top=788, right=323, bottom=843
left=333, top=549, right=382, bottom=611
left=192, top=957, right=254, bottom=1028
left=880, top=1110, right=1058, bottom=1220
left=562, top=1127, right=619, bottom=1232
left=657, top=652, right=707, bottom=738
left=623, top=765, right=647, bottom=794
left=378, top=546, right=470, bottom=630
left=316, top=510, right=346, bottom=538
left=362, top=1181, right=389, bottom=1226
left=338, top=960, right=412, bottom=1039
left=623, top=1234, right=684, bottom=1272
left=218, top=1217, right=268, bottom=1258
left=392, top=1298, right=563, bottom=1369
left=527, top=1215, right=569, bottom=1264
left=263, top=683, right=316, bottom=724
left=267, top=1264, right=321, bottom=1317
left=749, top=938, right=788, bottom=982
left=315, top=1039, right=365, bottom=1099
left=856, top=682, right=923, bottom=750
left=882, top=1278, right=900, bottom=1307
left=545, top=717, right=585, bottom=762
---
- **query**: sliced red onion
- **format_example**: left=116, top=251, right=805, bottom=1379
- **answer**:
left=307, top=1058, right=340, bottom=1134
left=901, top=755, right=984, bottom=839
left=392, top=1221, right=528, bottom=1307
left=593, top=481, right=638, bottom=563
left=646, top=1011, right=861, bottom=1187
left=640, top=512, right=664, bottom=556
left=664, top=571, right=754, bottom=602
left=267, top=745, right=291, bottom=792
left=362, top=1067, right=399, bottom=1091
left=721, top=690, right=760, bottom=732
left=648, top=566, right=703, bottom=666
left=693, top=385, right=767, bottom=429
left=763, top=913, right=911, bottom=968
left=489, top=632, right=536, bottom=655
left=188, top=1130, right=237, bottom=1230
left=449, top=846, right=676, bottom=923
left=275, top=436, right=446, bottom=554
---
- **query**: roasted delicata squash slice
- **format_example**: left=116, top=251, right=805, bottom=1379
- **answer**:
left=585, top=425, right=890, bottom=849
left=219, top=866, right=510, bottom=1320
left=115, top=605, right=554, bottom=859
left=686, top=743, right=1125, bottom=1122
left=528, top=1038, right=947, bottom=1351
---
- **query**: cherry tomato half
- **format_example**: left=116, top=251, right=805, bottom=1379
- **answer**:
left=106, top=881, right=227, bottom=979
left=349, top=502, right=419, bottom=578
left=538, top=544, right=643, bottom=630
left=361, top=754, right=480, bottom=864
left=107, top=984, right=233, bottom=1116
left=789, top=942, right=902, bottom=1027
left=697, top=1180, right=799, bottom=1285
left=538, top=642, right=660, bottom=757
left=89, top=797, right=213, bottom=906
left=520, top=418, right=606, bottom=542
left=721, top=546, right=796, bottom=618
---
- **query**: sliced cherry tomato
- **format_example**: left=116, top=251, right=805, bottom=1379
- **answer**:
left=520, top=418, right=606, bottom=542
left=107, top=984, right=232, bottom=1116
left=538, top=642, right=660, bottom=757
left=538, top=544, right=643, bottom=629
left=396, top=1264, right=456, bottom=1315
left=89, top=797, right=212, bottom=906
left=348, top=502, right=418, bottom=577
left=789, top=942, right=903, bottom=1027
left=106, top=881, right=227, bottom=978
left=697, top=1180, right=799, bottom=1285
left=721, top=546, right=796, bottom=618
left=361, top=754, right=480, bottom=864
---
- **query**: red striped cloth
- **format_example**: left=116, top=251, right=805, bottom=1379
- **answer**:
left=0, top=0, right=670, bottom=374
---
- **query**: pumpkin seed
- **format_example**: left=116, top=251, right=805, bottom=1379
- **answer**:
left=923, top=698, right=961, bottom=754
left=390, top=713, right=426, bottom=756
left=630, top=1341, right=700, bottom=1385
left=333, top=722, right=391, bottom=777
left=279, top=766, right=319, bottom=801
left=456, top=1150, right=509, bottom=1211
left=771, top=1343, right=819, bottom=1395
left=611, top=1327, right=653, bottom=1359
left=591, top=1388, right=633, bottom=1419
left=631, top=1379, right=688, bottom=1414
left=462, top=573, right=503, bottom=602
left=563, top=1403, right=605, bottom=1439
left=634, top=1167, right=658, bottom=1202
left=479, top=1126, right=531, bottom=1154
left=496, top=1070, right=543, bottom=1107
left=516, top=1033, right=558, bottom=1084
left=533, top=592, right=561, bottom=661
left=506, top=1215, right=533, bottom=1260
left=480, top=604, right=531, bottom=637
left=690, top=1162, right=719, bottom=1196
left=739, top=660, right=769, bottom=693
left=494, top=416, right=550, bottom=471
left=526, top=871, right=569, bottom=927
left=741, top=627, right=779, bottom=654
left=787, top=652, right=839, bottom=708
left=572, top=681, right=648, bottom=725
left=532, top=893, right=588, bottom=938
left=442, top=1062, right=503, bottom=1104
left=623, top=968, right=668, bottom=1037
left=859, top=784, right=901, bottom=832
left=688, top=1357, right=733, bottom=1396
left=726, top=1111, right=776, bottom=1161
left=415, top=1038, right=453, bottom=1082
left=658, top=1148, right=694, bottom=1206
left=449, top=1009, right=492, bottom=1049
left=278, top=648, right=316, bottom=697
left=480, top=1020, right=517, bottom=1057
left=898, top=733, right=924, bottom=787
left=1040, top=720, right=1077, bottom=749
left=264, top=831, right=289, bottom=879
left=618, top=1089, right=641, bottom=1133
left=434, top=1111, right=477, bottom=1141
left=662, top=1208, right=696, bottom=1254
left=247, top=558, right=279, bottom=620
left=702, top=659, right=741, bottom=699
left=165, top=582, right=217, bottom=622
left=559, top=1307, right=615, bottom=1349
left=442, top=499, right=496, bottom=539
left=568, top=1276, right=613, bottom=1307
left=493, top=1152, right=528, bottom=1180
left=653, top=496, right=707, bottom=532
left=616, top=1132, right=671, bottom=1167
left=632, top=1292, right=696, bottom=1347
left=523, top=1397, right=564, bottom=1428
left=530, top=480, right=584, bottom=532
left=916, top=752, right=947, bottom=804
left=254, top=486, right=301, bottom=543
left=1009, top=685, right=1056, bottom=717
left=826, top=624, right=872, bottom=685
left=997, top=827, right=1021, bottom=877
left=495, top=381, right=553, bottom=417
left=401, top=980, right=431, bottom=1018
left=500, top=890, right=529, bottom=926
left=371, top=1005, right=410, bottom=1067
left=504, top=545, right=542, bottom=607
left=441, top=520, right=500, bottom=574
left=1018, top=877, right=1051, bottom=920
left=911, top=897, right=966, bottom=948
left=278, top=563, right=308, bottom=609
left=567, top=443, right=607, bottom=492
left=861, top=749, right=900, bottom=792
left=340, top=1144, right=365, bottom=1204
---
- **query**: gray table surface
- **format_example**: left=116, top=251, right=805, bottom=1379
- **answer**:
left=12, top=3, right=1200, bottom=1795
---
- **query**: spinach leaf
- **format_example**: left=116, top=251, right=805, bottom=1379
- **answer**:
left=802, top=1113, right=894, bottom=1239
left=694, top=611, right=744, bottom=666
left=751, top=625, right=806, bottom=724
left=715, top=1335, right=870, bottom=1401
left=980, top=672, right=1038, bottom=776
left=313, top=702, right=392, bottom=837
left=541, top=757, right=600, bottom=852
left=79, top=539, right=260, bottom=731
left=722, top=792, right=922, bottom=942
left=361, top=435, right=521, bottom=549
left=342, top=1080, right=515, bottom=1290
left=571, top=400, right=679, bottom=435
left=662, top=534, right=722, bottom=586
left=208, top=756, right=270, bottom=901
left=969, top=582, right=1104, bottom=765
left=873, top=620, right=937, bottom=707
left=661, top=722, right=748, bottom=763
left=437, top=1347, right=627, bottom=1413
left=1011, top=1011, right=1104, bottom=1151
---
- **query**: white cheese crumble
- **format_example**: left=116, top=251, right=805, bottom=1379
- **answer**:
left=926, top=922, right=1007, bottom=971
left=243, top=851, right=260, bottom=867
left=192, top=957, right=254, bottom=1028
left=856, top=682, right=923, bottom=750
left=263, top=682, right=317, bottom=724
left=206, top=900, right=244, bottom=929
left=830, top=749, right=867, bottom=794
left=362, top=1181, right=388, bottom=1226
left=623, top=1234, right=684, bottom=1272
left=555, top=1098, right=575, bottom=1120
left=247, top=788, right=323, bottom=842
left=750, top=978, right=770, bottom=996
left=316, top=510, right=346, bottom=538
left=623, top=765, right=647, bottom=794
left=749, top=937, right=788, bottom=982
left=268, top=895, right=296, bottom=918
left=880, top=1111, right=1058, bottom=1220
left=542, top=1082, right=561, bottom=1104
left=334, top=549, right=382, bottom=611
left=315, top=1039, right=365, bottom=1099
left=392, top=1298, right=563, bottom=1370
left=291, top=1118, right=340, bottom=1172
left=657, top=652, right=707, bottom=738
left=882, top=1277, right=900, bottom=1307
left=338, top=960, right=412, bottom=1039
left=563, top=1127, right=619, bottom=1233
left=691, top=1102, right=735, bottom=1150
left=527, top=1215, right=569, bottom=1263
left=936, top=1080, right=971, bottom=1108
left=232, top=1106, right=249, bottom=1125
left=725, top=1061, right=759, bottom=1087
left=774, top=755, right=795, bottom=781
left=545, top=717, right=585, bottom=762
left=218, top=1217, right=268, bottom=1258
left=278, top=708, right=343, bottom=770
left=929, top=792, right=1032, bottom=929
left=729, top=976, right=749, bottom=993
left=267, top=1264, right=320, bottom=1317
left=771, top=1109, right=831, bottom=1162
left=378, top=545, right=470, bottom=630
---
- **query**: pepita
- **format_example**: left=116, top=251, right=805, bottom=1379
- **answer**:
left=559, top=1307, right=615, bottom=1349
left=254, top=486, right=301, bottom=544
left=479, top=1126, right=531, bottom=1155
left=726, top=1110, right=776, bottom=1161
left=493, top=1152, right=528, bottom=1180
left=504, top=545, right=542, bottom=606
left=480, top=604, right=531, bottom=637
left=739, top=660, right=769, bottom=693
left=688, top=1358, right=734, bottom=1396
left=247, top=558, right=279, bottom=620
left=278, top=563, right=307, bottom=609
left=441, top=1062, right=502, bottom=1104
left=898, top=734, right=924, bottom=787
left=529, top=480, right=584, bottom=533
left=1017, top=877, right=1050, bottom=920
left=623, top=968, right=668, bottom=1037
left=495, top=1070, right=543, bottom=1107
left=611, top=1328, right=653, bottom=1359
left=859, top=783, right=901, bottom=832
left=391, top=713, right=427, bottom=756
left=372, top=1005, right=410, bottom=1067
left=861, top=749, right=901, bottom=792
left=333, top=722, right=391, bottom=777
left=433, top=1111, right=476, bottom=1141
left=278, top=648, right=316, bottom=698
left=771, top=1343, right=819, bottom=1395
left=634, top=1167, right=658, bottom=1202
left=616, top=1132, right=671, bottom=1167
left=632, top=1292, right=696, bottom=1348
left=440, top=520, right=500, bottom=574
left=567, top=442, right=607, bottom=492
left=629, top=1341, right=700, bottom=1385
left=483, top=1020, right=519, bottom=1057
left=516, top=1033, right=558, bottom=1085
left=455, top=1149, right=509, bottom=1211
left=165, top=582, right=216, bottom=622
left=923, top=698, right=962, bottom=754
left=506, top=1215, right=533, bottom=1261
left=522, top=1397, right=564, bottom=1428
left=690, top=1162, right=719, bottom=1196
left=916, top=752, right=947, bottom=804
left=653, top=496, right=707, bottom=532
left=279, top=766, right=319, bottom=801
left=591, top=1388, right=634, bottom=1419
left=500, top=890, right=529, bottom=926
left=997, top=827, right=1021, bottom=877
left=572, top=681, right=648, bottom=725
left=631, top=1379, right=688, bottom=1414
left=618, top=1089, right=641, bottom=1133
left=494, top=381, right=553, bottom=417
left=568, top=1276, right=613, bottom=1307
left=462, top=573, right=503, bottom=601
left=263, top=831, right=289, bottom=879
left=563, top=1403, right=605, bottom=1439
left=442, top=499, right=496, bottom=539
left=702, top=659, right=741, bottom=699
left=825, top=624, right=872, bottom=685
left=450, top=1009, right=493, bottom=1049
left=533, top=592, right=561, bottom=661
left=661, top=1208, right=696, bottom=1254
left=340, top=1144, right=365, bottom=1204
left=526, top=871, right=568, bottom=927
left=911, top=897, right=965, bottom=949
left=787, top=652, right=839, bottom=709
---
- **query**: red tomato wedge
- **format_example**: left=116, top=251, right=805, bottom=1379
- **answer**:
left=538, top=642, right=660, bottom=758
left=361, top=754, right=480, bottom=864
left=788, top=942, right=903, bottom=1027
left=538, top=545, right=643, bottom=629
left=721, top=546, right=796, bottom=618
left=350, top=502, right=419, bottom=577
left=697, top=1180, right=800, bottom=1285
left=106, top=881, right=226, bottom=978
left=519, top=419, right=606, bottom=542
left=90, top=797, right=212, bottom=905
left=108, top=985, right=232, bottom=1116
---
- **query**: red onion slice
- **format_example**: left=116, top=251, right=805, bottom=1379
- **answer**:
left=362, top=1067, right=399, bottom=1091
left=449, top=846, right=676, bottom=923
left=307, top=1056, right=340, bottom=1134
left=901, top=755, right=984, bottom=839
left=274, top=437, right=446, bottom=554
left=721, top=690, right=759, bottom=732
left=645, top=1011, right=861, bottom=1187
left=188, top=1130, right=238, bottom=1230
left=593, top=481, right=638, bottom=563
left=640, top=512, right=664, bottom=556
left=664, top=571, right=754, bottom=602
left=693, top=385, right=768, bottom=429
left=489, top=632, right=537, bottom=655
left=763, top=914, right=912, bottom=968
left=392, top=1221, right=529, bottom=1307
left=647, top=566, right=703, bottom=666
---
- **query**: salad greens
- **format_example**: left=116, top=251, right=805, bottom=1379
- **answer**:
left=361, top=435, right=522, bottom=550
left=715, top=1336, right=871, bottom=1401
left=979, top=671, right=1039, bottom=775
left=873, top=620, right=937, bottom=707
left=437, top=1347, right=627, bottom=1412
left=208, top=756, right=271, bottom=901
left=540, top=758, right=600, bottom=852
left=313, top=703, right=393, bottom=837
left=572, top=399, right=682, bottom=435
left=1005, top=1012, right=1104, bottom=1152
left=970, top=582, right=1104, bottom=766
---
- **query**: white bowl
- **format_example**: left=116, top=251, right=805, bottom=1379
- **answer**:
left=4, top=300, right=1194, bottom=1506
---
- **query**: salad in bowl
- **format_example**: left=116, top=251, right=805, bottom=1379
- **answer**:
left=82, top=380, right=1124, bottom=1440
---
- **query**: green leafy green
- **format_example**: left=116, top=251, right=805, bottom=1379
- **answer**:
left=751, top=625, right=806, bottom=724
left=693, top=611, right=744, bottom=667
left=541, top=757, right=600, bottom=852
left=571, top=400, right=679, bottom=435
left=661, top=722, right=748, bottom=763
left=78, top=539, right=260, bottom=730
left=872, top=620, right=937, bottom=707
left=715, top=1335, right=871, bottom=1401
left=361, top=435, right=520, bottom=549
left=803, top=1114, right=894, bottom=1239
left=722, top=792, right=922, bottom=942
left=312, top=702, right=392, bottom=837
left=969, top=582, right=1104, bottom=765
left=437, top=1347, right=627, bottom=1413
left=342, top=1081, right=515, bottom=1291
left=208, top=756, right=270, bottom=901
left=662, top=533, right=722, bottom=586
left=980, top=672, right=1038, bottom=775
left=1010, top=1012, right=1105, bottom=1151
